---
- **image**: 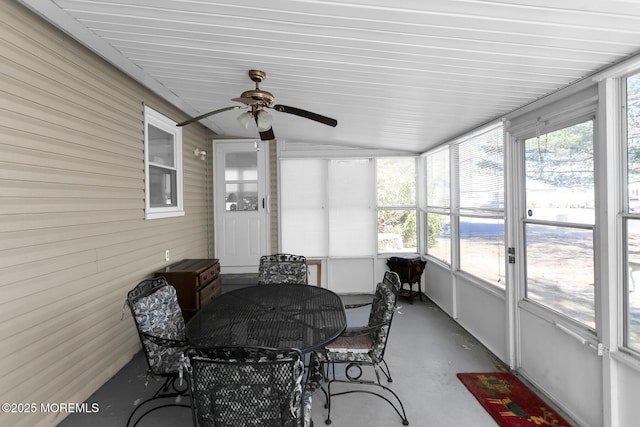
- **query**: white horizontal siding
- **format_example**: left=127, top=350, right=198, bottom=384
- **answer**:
left=0, top=2, right=212, bottom=426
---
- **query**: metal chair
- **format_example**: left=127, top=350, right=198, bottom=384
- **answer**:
left=125, top=277, right=190, bottom=427
left=184, top=346, right=313, bottom=427
left=316, top=271, right=409, bottom=425
left=258, top=253, right=308, bottom=285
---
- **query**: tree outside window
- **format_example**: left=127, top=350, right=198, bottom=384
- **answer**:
left=377, top=158, right=417, bottom=253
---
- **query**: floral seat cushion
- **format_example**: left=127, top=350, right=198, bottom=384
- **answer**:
left=325, top=333, right=373, bottom=354
left=318, top=279, right=396, bottom=365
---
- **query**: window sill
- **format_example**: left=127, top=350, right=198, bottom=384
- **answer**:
left=145, top=209, right=185, bottom=220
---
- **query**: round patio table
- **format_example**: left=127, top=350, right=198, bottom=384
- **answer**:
left=186, top=284, right=347, bottom=353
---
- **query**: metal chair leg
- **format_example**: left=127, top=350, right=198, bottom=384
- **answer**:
left=323, top=362, right=409, bottom=425
left=126, top=376, right=190, bottom=427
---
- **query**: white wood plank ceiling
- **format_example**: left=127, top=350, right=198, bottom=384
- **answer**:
left=19, top=0, right=640, bottom=152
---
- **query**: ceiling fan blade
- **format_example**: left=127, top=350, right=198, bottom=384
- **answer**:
left=177, top=105, right=243, bottom=127
left=259, top=127, right=275, bottom=141
left=272, top=104, right=337, bottom=127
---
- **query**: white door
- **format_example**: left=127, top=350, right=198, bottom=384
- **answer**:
left=513, top=118, right=603, bottom=426
left=214, top=141, right=269, bottom=273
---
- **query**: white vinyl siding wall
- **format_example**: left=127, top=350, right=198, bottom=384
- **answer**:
left=0, top=2, right=212, bottom=426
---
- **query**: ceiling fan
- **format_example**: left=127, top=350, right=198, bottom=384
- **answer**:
left=177, top=69, right=337, bottom=140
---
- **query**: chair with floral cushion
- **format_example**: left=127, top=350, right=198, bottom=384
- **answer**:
left=258, top=253, right=308, bottom=285
left=315, top=271, right=409, bottom=425
left=126, top=277, right=190, bottom=427
left=184, top=346, right=313, bottom=427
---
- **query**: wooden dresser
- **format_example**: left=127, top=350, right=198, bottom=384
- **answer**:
left=154, top=258, right=221, bottom=320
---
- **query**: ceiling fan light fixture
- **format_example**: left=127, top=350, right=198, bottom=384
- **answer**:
left=237, top=111, right=253, bottom=128
left=256, top=110, right=272, bottom=131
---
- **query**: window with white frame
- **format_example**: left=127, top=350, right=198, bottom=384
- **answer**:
left=144, top=106, right=184, bottom=219
left=377, top=158, right=417, bottom=253
left=280, top=158, right=375, bottom=257
left=456, top=123, right=505, bottom=287
left=425, top=147, right=451, bottom=264
left=625, top=71, right=640, bottom=352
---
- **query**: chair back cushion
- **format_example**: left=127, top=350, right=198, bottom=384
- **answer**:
left=129, top=279, right=186, bottom=374
left=258, top=253, right=308, bottom=285
left=367, top=280, right=397, bottom=362
left=187, top=347, right=306, bottom=427
left=382, top=271, right=401, bottom=297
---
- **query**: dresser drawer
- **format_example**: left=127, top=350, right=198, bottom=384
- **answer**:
left=198, top=276, right=222, bottom=307
left=197, top=263, right=220, bottom=289
left=154, top=258, right=221, bottom=321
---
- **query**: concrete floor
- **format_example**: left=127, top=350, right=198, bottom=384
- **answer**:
left=58, top=288, right=509, bottom=427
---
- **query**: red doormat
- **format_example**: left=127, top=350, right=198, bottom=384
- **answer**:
left=457, top=372, right=573, bottom=427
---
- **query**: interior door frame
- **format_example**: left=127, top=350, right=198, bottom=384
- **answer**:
left=213, top=140, right=270, bottom=273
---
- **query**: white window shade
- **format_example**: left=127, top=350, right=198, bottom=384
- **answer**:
left=280, top=158, right=375, bottom=257
left=328, top=159, right=375, bottom=256
left=280, top=159, right=327, bottom=257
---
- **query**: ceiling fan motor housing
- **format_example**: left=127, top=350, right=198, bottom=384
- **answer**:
left=240, top=69, right=275, bottom=106
left=239, top=89, right=275, bottom=107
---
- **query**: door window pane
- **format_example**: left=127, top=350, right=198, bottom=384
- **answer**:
left=225, top=183, right=258, bottom=211
left=524, top=121, right=594, bottom=225
left=225, top=152, right=257, bottom=180
left=523, top=119, right=595, bottom=327
left=525, top=223, right=595, bottom=328
left=225, top=152, right=258, bottom=212
left=626, top=219, right=640, bottom=350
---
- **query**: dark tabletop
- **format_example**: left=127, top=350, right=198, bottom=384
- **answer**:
left=186, top=284, right=347, bottom=352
